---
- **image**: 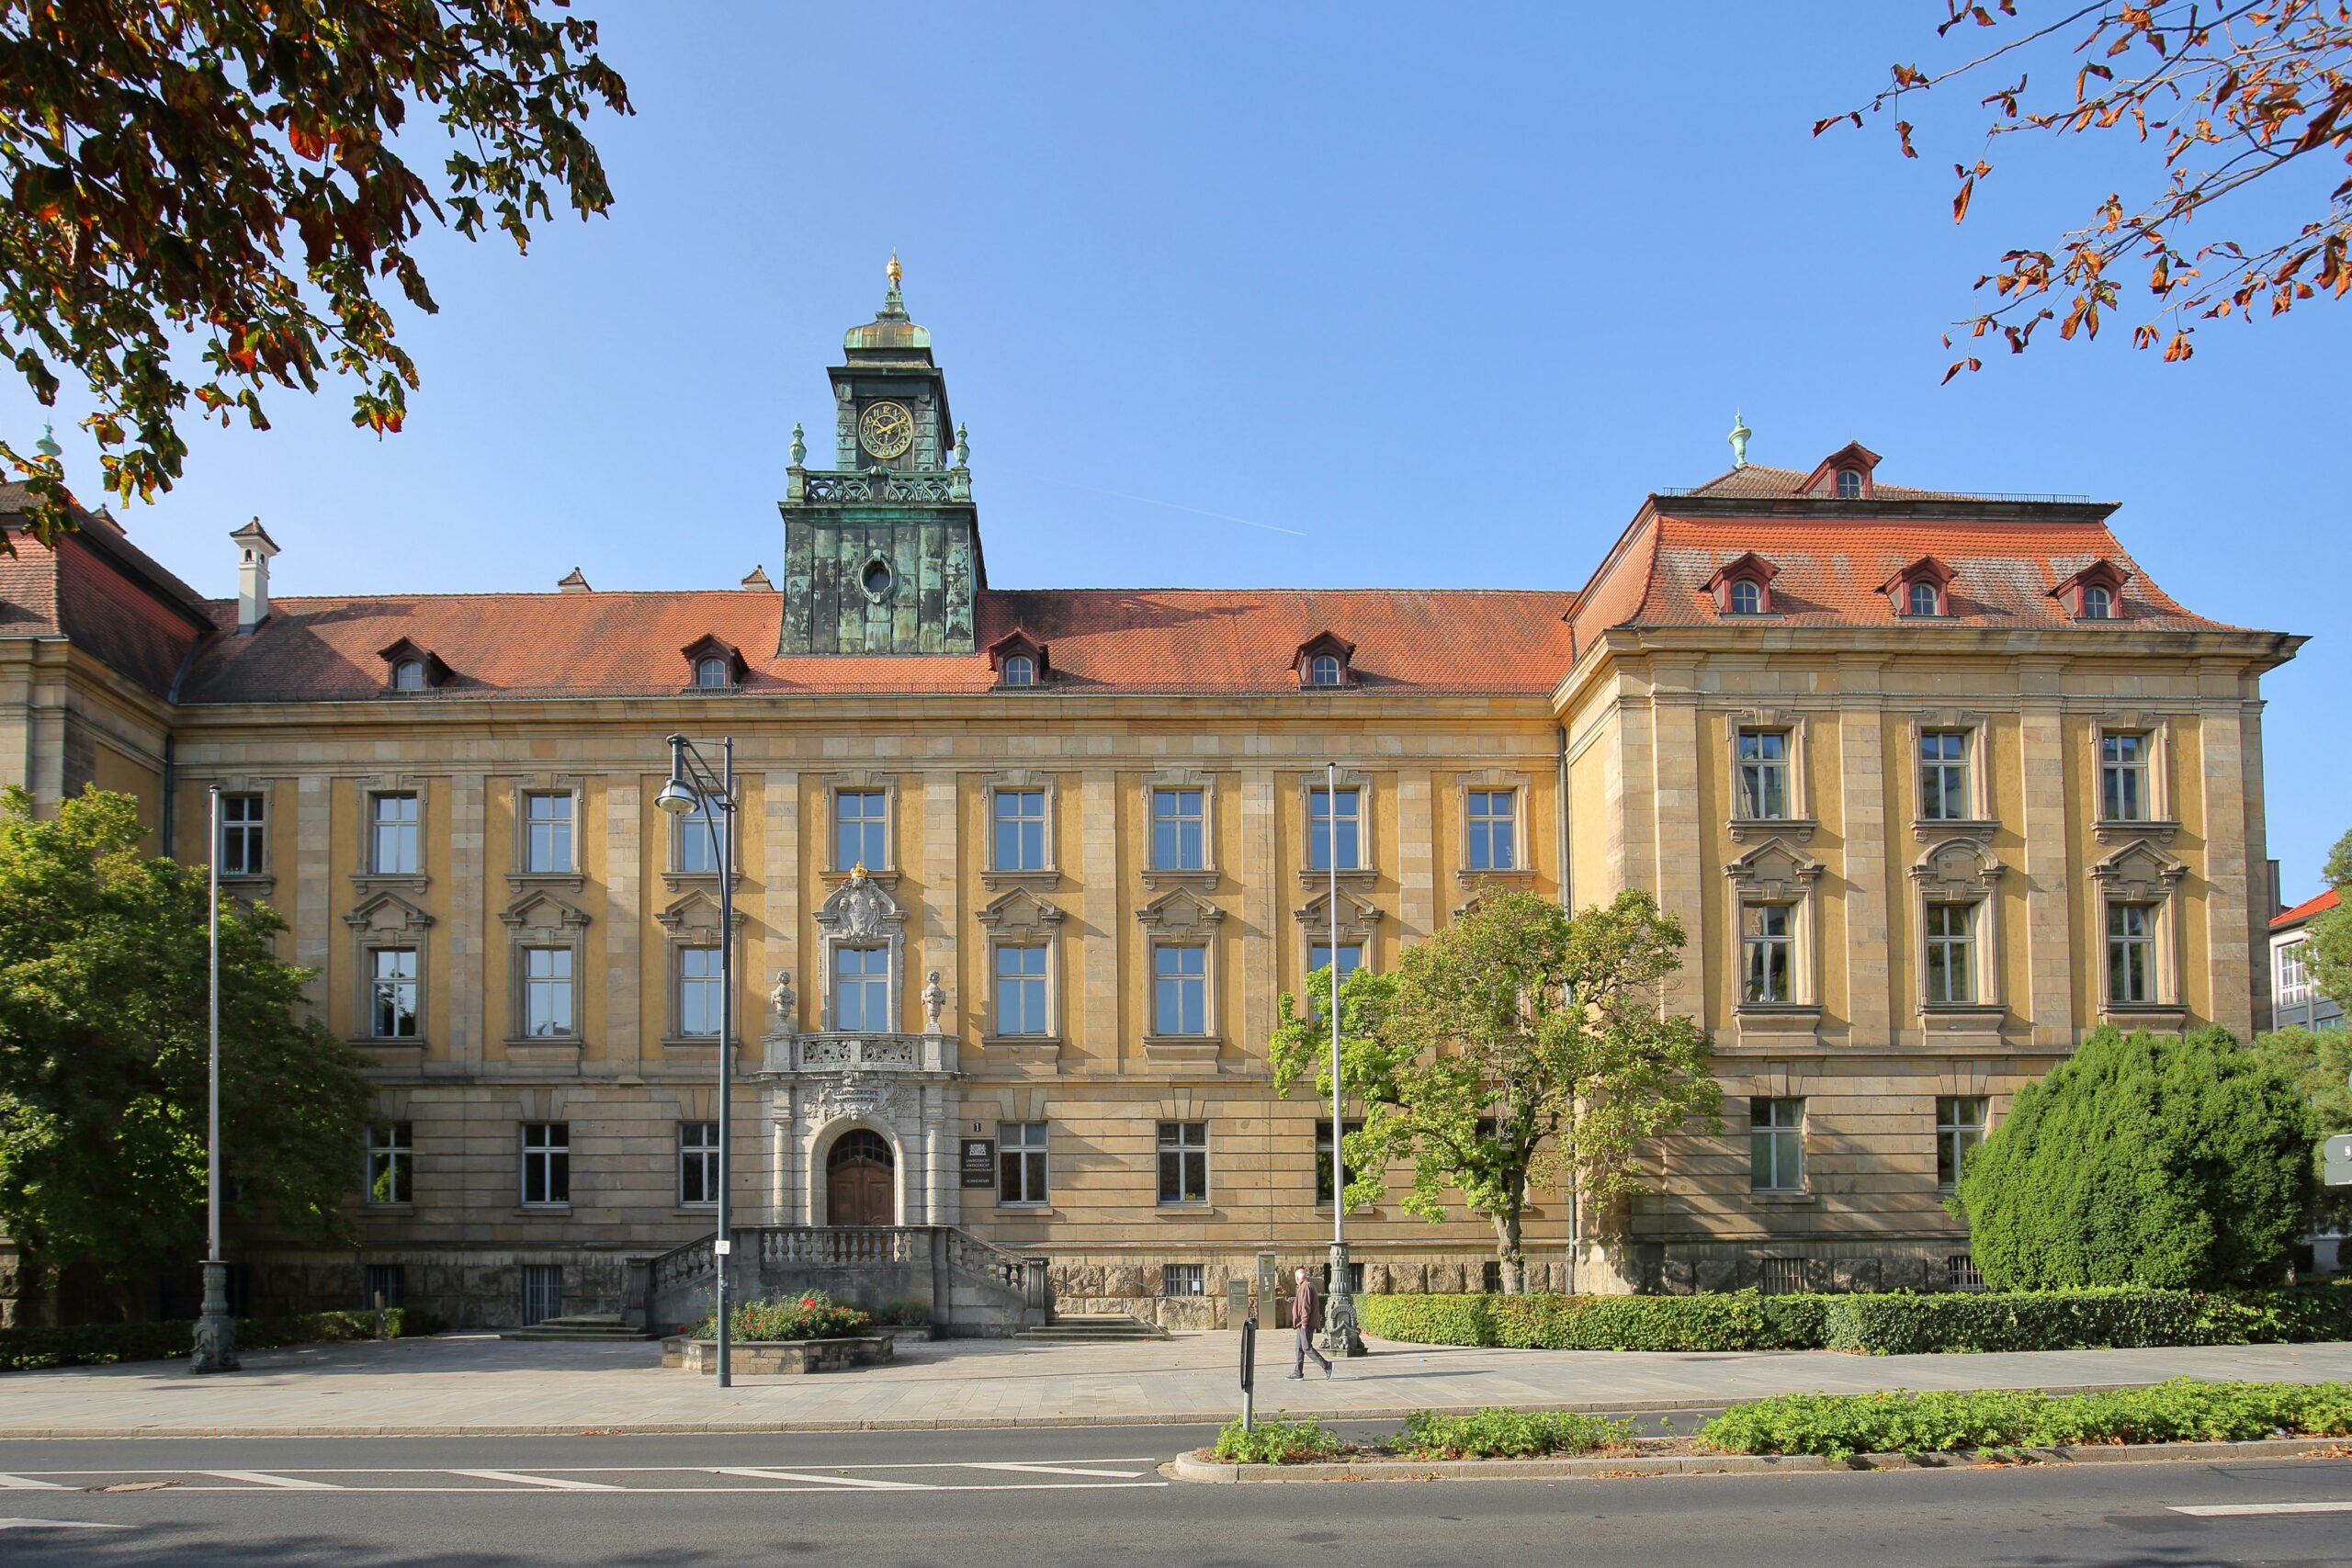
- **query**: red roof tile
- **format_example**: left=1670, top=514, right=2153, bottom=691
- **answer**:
left=2274, top=887, right=2342, bottom=930
left=175, top=587, right=1580, bottom=703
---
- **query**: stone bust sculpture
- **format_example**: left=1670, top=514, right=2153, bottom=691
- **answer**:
left=769, top=967, right=796, bottom=1024
left=922, top=969, right=946, bottom=1033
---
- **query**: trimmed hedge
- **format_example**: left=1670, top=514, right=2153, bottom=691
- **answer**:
left=1358, top=1286, right=2352, bottom=1356
left=0, top=1307, right=441, bottom=1372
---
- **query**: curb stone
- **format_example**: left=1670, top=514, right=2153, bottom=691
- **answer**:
left=1166, top=1435, right=2352, bottom=1484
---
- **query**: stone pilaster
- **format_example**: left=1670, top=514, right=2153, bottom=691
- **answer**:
left=2199, top=702, right=2253, bottom=1038
left=1397, top=769, right=1434, bottom=942
left=2240, top=697, right=2273, bottom=1032
left=1837, top=675, right=1890, bottom=1044
left=763, top=770, right=800, bottom=1032
left=447, top=773, right=485, bottom=1073
left=604, top=782, right=641, bottom=1079
left=2018, top=688, right=2075, bottom=1045
left=922, top=771, right=958, bottom=1033
left=1647, top=682, right=1704, bottom=1022
left=1080, top=770, right=1118, bottom=1065
left=295, top=774, right=331, bottom=1013
left=1239, top=768, right=1276, bottom=1060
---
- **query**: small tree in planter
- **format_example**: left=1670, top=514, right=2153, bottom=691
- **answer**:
left=689, top=1292, right=872, bottom=1342
left=1269, top=887, right=1719, bottom=1294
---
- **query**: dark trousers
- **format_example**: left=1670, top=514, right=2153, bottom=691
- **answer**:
left=1295, top=1323, right=1331, bottom=1375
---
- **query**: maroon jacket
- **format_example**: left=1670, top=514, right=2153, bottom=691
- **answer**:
left=1292, top=1275, right=1321, bottom=1333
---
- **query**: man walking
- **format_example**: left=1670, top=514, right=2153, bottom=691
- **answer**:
left=1290, top=1265, right=1332, bottom=1379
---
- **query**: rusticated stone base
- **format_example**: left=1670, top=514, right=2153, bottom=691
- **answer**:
left=661, top=1334, right=894, bottom=1374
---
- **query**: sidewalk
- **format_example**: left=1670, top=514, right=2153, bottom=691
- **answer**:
left=6, top=1332, right=2352, bottom=1438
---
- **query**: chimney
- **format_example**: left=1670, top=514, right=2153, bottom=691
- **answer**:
left=229, top=518, right=280, bottom=633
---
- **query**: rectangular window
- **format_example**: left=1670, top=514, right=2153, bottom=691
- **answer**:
left=520, top=1122, right=570, bottom=1206
left=2099, top=733, right=2150, bottom=822
left=1150, top=787, right=1205, bottom=870
left=1736, top=730, right=1791, bottom=820
left=1918, top=731, right=1970, bottom=821
left=1308, top=786, right=1362, bottom=871
left=1315, top=1119, right=1365, bottom=1203
left=2279, top=941, right=2311, bottom=1004
left=834, top=788, right=888, bottom=871
left=522, top=946, right=574, bottom=1037
left=999, top=1121, right=1047, bottom=1205
left=1307, top=942, right=1364, bottom=980
left=1157, top=1121, right=1208, bottom=1205
left=370, top=947, right=419, bottom=1039
left=1936, top=1096, right=1987, bottom=1190
left=678, top=1122, right=718, bottom=1206
left=2109, top=903, right=2154, bottom=1003
left=1152, top=943, right=1207, bottom=1035
left=220, top=793, right=266, bottom=876
left=678, top=946, right=722, bottom=1036
left=523, top=791, right=573, bottom=873
left=362, top=1263, right=406, bottom=1310
left=675, top=789, right=723, bottom=874
left=995, top=944, right=1048, bottom=1035
left=365, top=1122, right=413, bottom=1205
left=1923, top=903, right=1975, bottom=1004
left=1741, top=904, right=1792, bottom=1004
left=521, top=1263, right=562, bottom=1325
left=1161, top=1263, right=1204, bottom=1297
left=992, top=788, right=1046, bottom=872
left=1466, top=789, right=1517, bottom=871
left=370, top=792, right=420, bottom=874
left=833, top=945, right=889, bottom=1032
left=1749, top=1097, right=1804, bottom=1192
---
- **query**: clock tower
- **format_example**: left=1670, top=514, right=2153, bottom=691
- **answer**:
left=778, top=256, right=984, bottom=654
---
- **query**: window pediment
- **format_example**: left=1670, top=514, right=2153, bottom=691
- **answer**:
left=977, top=886, right=1066, bottom=934
left=1723, top=838, right=1823, bottom=900
left=815, top=865, right=906, bottom=940
left=1293, top=888, right=1383, bottom=943
left=1907, top=837, right=2006, bottom=898
left=1137, top=885, right=1226, bottom=934
left=344, top=890, right=434, bottom=935
left=2087, top=839, right=2187, bottom=899
left=502, top=887, right=592, bottom=938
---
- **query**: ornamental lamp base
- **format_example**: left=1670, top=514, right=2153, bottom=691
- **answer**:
left=1319, top=1241, right=1368, bottom=1358
left=188, top=1260, right=240, bottom=1375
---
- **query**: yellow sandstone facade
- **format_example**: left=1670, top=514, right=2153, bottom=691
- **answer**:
left=0, top=280, right=2300, bottom=1327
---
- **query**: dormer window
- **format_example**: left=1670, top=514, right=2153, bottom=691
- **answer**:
left=1293, top=630, right=1357, bottom=690
left=1881, top=555, right=1954, bottom=620
left=1908, top=581, right=1940, bottom=616
left=695, top=656, right=730, bottom=689
left=1836, top=469, right=1864, bottom=499
left=987, top=627, right=1051, bottom=690
left=2051, top=558, right=2131, bottom=623
left=391, top=659, right=424, bottom=692
left=679, top=635, right=746, bottom=691
left=1001, top=654, right=1035, bottom=687
left=2082, top=584, right=2113, bottom=620
left=376, top=637, right=451, bottom=693
left=1705, top=552, right=1779, bottom=616
left=1802, top=441, right=1883, bottom=500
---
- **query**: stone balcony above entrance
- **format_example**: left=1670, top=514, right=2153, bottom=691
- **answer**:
left=758, top=1030, right=959, bottom=1077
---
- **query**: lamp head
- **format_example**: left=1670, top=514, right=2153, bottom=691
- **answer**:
left=653, top=777, right=699, bottom=816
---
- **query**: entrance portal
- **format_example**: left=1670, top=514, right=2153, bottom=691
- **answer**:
left=825, top=1128, right=896, bottom=1226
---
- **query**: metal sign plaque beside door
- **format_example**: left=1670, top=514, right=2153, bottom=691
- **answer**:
left=961, top=1137, right=997, bottom=1187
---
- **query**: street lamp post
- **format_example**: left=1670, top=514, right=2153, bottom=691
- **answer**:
left=1321, top=761, right=1363, bottom=1358
left=656, top=734, right=736, bottom=1388
left=191, top=784, right=239, bottom=1373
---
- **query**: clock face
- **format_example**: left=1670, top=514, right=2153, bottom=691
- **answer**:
left=858, top=400, right=915, bottom=460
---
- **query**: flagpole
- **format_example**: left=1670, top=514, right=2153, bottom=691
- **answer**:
left=192, top=784, right=238, bottom=1372
left=1323, top=761, right=1361, bottom=1356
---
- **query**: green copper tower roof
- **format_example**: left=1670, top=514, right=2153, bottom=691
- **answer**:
left=844, top=252, right=932, bottom=354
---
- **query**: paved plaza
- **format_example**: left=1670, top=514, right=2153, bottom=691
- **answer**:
left=6, top=1332, right=2352, bottom=1438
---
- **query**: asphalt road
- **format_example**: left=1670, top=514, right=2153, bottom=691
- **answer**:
left=6, top=1425, right=2352, bottom=1566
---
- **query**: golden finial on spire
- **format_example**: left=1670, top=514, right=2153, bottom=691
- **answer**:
left=886, top=251, right=902, bottom=286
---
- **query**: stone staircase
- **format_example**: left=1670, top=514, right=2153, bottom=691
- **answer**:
left=639, top=1225, right=1052, bottom=1337
left=1012, top=1313, right=1168, bottom=1342
left=499, top=1313, right=657, bottom=1344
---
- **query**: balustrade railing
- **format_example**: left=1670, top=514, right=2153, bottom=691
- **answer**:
left=759, top=1031, right=955, bottom=1075
left=795, top=470, right=965, bottom=504
left=650, top=1224, right=1046, bottom=1314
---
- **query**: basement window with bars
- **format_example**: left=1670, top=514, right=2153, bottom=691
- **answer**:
left=1162, top=1263, right=1204, bottom=1298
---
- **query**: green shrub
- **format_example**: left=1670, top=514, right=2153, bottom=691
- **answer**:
left=1959, top=1025, right=2314, bottom=1290
left=1396, top=1406, right=1634, bottom=1459
left=1699, top=1378, right=2352, bottom=1460
left=1358, top=1290, right=1831, bottom=1351
left=1213, top=1413, right=1340, bottom=1463
left=688, top=1291, right=871, bottom=1343
left=0, top=1306, right=438, bottom=1372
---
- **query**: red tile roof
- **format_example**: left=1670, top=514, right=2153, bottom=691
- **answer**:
left=0, top=488, right=216, bottom=698
left=2274, top=887, right=2342, bottom=931
left=1678, top=464, right=1984, bottom=502
left=175, top=586, right=1580, bottom=703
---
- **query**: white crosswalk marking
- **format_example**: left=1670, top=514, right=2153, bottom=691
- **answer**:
left=712, top=1467, right=932, bottom=1490
left=0, top=1518, right=133, bottom=1531
left=2170, top=1501, right=2352, bottom=1517
left=202, top=1472, right=344, bottom=1491
left=0, top=1475, right=66, bottom=1490
left=447, top=1470, right=622, bottom=1492
left=962, top=1462, right=1149, bottom=1479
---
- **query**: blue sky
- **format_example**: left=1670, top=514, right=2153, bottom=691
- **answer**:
left=6, top=4, right=2344, bottom=892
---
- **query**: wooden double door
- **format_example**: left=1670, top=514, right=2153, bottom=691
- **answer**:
left=825, top=1128, right=896, bottom=1227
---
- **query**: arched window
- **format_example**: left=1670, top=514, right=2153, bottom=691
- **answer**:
left=391, top=659, right=424, bottom=692
left=1835, top=469, right=1864, bottom=499
left=695, top=655, right=731, bottom=689
left=1001, top=654, right=1035, bottom=688
left=2081, top=583, right=2114, bottom=620
left=1908, top=580, right=1940, bottom=616
left=1308, top=654, right=1342, bottom=687
left=1728, top=579, right=1764, bottom=615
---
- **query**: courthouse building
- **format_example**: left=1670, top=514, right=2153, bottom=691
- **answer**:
left=0, top=270, right=2303, bottom=1326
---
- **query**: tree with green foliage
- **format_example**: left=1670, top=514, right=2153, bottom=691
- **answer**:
left=2250, top=1024, right=2352, bottom=1235
left=0, top=0, right=631, bottom=545
left=2301, top=828, right=2352, bottom=1015
left=0, top=786, right=369, bottom=1314
left=1268, top=887, right=1720, bottom=1294
left=1956, top=1025, right=2313, bottom=1291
